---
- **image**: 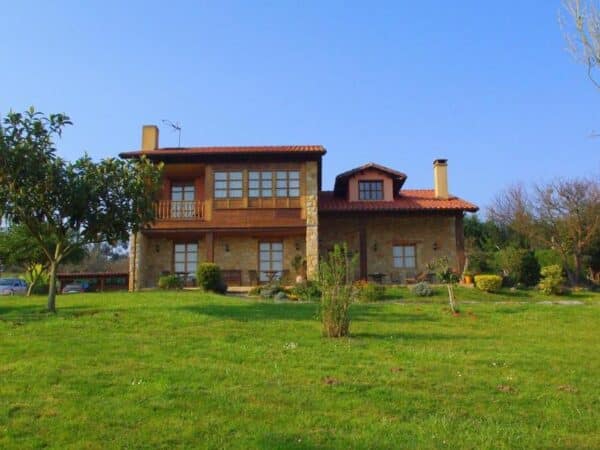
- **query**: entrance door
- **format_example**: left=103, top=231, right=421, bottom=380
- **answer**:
left=259, top=242, right=283, bottom=282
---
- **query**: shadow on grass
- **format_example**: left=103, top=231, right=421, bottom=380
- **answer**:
left=351, top=331, right=472, bottom=341
left=0, top=302, right=123, bottom=324
left=181, top=302, right=318, bottom=321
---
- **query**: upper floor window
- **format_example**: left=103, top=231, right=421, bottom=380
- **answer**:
left=171, top=183, right=194, bottom=201
left=276, top=171, right=300, bottom=197
left=249, top=171, right=273, bottom=198
left=214, top=171, right=243, bottom=198
left=393, top=245, right=416, bottom=268
left=359, top=180, right=383, bottom=200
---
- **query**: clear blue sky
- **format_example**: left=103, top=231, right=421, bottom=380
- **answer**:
left=2, top=1, right=599, bottom=211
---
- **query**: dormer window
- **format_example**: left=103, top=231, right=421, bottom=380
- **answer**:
left=359, top=180, right=383, bottom=200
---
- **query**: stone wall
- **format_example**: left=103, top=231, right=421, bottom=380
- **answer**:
left=319, top=213, right=460, bottom=282
left=305, top=161, right=319, bottom=280
left=213, top=234, right=305, bottom=285
left=132, top=236, right=175, bottom=289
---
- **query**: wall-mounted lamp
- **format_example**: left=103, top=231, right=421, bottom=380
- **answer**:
left=432, top=241, right=439, bottom=251
left=155, top=243, right=160, bottom=253
left=295, top=241, right=301, bottom=251
left=224, top=243, right=230, bottom=253
left=372, top=242, right=378, bottom=252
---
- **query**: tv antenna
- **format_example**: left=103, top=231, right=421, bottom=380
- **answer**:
left=162, top=119, right=182, bottom=147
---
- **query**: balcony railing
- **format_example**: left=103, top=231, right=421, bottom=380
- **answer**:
left=154, top=200, right=204, bottom=220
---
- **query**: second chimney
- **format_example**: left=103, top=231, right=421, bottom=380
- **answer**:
left=141, top=125, right=159, bottom=151
left=433, top=159, right=449, bottom=199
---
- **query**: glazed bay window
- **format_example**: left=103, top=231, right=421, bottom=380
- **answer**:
left=248, top=171, right=273, bottom=198
left=174, top=243, right=198, bottom=280
left=275, top=170, right=300, bottom=197
left=392, top=245, right=416, bottom=268
left=359, top=180, right=383, bottom=200
left=214, top=171, right=243, bottom=199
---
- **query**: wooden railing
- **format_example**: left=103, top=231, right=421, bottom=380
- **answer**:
left=154, top=200, right=204, bottom=220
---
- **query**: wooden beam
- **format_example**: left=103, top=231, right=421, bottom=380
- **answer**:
left=206, top=232, right=214, bottom=262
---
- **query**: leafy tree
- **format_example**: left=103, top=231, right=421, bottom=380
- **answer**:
left=0, top=224, right=84, bottom=295
left=0, top=108, right=162, bottom=311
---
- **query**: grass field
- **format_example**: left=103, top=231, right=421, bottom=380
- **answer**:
left=1, top=288, right=599, bottom=449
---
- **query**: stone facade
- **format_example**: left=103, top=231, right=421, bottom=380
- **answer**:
left=319, top=213, right=461, bottom=282
left=131, top=235, right=175, bottom=289
left=304, top=161, right=319, bottom=279
left=213, top=234, right=306, bottom=285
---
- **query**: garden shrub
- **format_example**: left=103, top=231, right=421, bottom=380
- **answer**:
left=290, top=280, right=321, bottom=302
left=474, top=274, right=502, bottom=293
left=539, top=265, right=565, bottom=295
left=196, top=263, right=227, bottom=294
left=274, top=291, right=288, bottom=301
left=354, top=280, right=386, bottom=303
left=318, top=244, right=357, bottom=337
left=158, top=274, right=183, bottom=290
left=411, top=281, right=434, bottom=297
left=519, top=251, right=541, bottom=287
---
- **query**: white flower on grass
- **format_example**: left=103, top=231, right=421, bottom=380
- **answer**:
left=284, top=342, right=298, bottom=350
left=131, top=379, right=144, bottom=385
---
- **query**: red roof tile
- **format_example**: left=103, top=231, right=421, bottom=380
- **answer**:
left=319, top=190, right=478, bottom=213
left=120, top=145, right=326, bottom=158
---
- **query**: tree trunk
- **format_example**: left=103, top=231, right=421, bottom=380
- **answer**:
left=573, top=253, right=582, bottom=286
left=47, top=261, right=58, bottom=313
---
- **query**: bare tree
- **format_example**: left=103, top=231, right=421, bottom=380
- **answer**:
left=489, top=178, right=600, bottom=285
left=561, top=0, right=600, bottom=89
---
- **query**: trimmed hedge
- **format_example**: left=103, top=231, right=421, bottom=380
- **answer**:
left=196, top=263, right=227, bottom=294
left=539, top=265, right=564, bottom=295
left=158, top=274, right=183, bottom=290
left=474, top=274, right=502, bottom=293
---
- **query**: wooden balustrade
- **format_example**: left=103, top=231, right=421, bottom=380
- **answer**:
left=154, top=200, right=204, bottom=220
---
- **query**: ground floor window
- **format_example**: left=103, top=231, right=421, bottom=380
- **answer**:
left=174, top=243, right=198, bottom=278
left=392, top=245, right=416, bottom=268
left=259, top=242, right=283, bottom=282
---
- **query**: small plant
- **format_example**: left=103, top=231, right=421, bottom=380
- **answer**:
left=158, top=274, right=183, bottom=290
left=196, top=263, right=227, bottom=294
left=539, top=265, right=565, bottom=295
left=427, top=257, right=460, bottom=313
left=318, top=243, right=358, bottom=337
left=354, top=280, right=386, bottom=302
left=258, top=281, right=289, bottom=299
left=290, top=280, right=321, bottom=302
left=411, top=281, right=434, bottom=297
left=519, top=251, right=541, bottom=287
left=474, top=275, right=502, bottom=293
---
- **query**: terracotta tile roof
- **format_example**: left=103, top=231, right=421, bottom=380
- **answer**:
left=120, top=145, right=326, bottom=159
left=319, top=190, right=479, bottom=213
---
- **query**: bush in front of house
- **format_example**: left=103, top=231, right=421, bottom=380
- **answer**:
left=158, top=274, right=183, bottom=290
left=411, top=281, right=434, bottom=297
left=354, top=280, right=386, bottom=303
left=318, top=244, right=358, bottom=337
left=474, top=274, right=502, bottom=293
left=196, top=263, right=227, bottom=294
left=290, top=280, right=321, bottom=302
left=539, top=265, right=565, bottom=295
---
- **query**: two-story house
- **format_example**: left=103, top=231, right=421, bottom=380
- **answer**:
left=120, top=125, right=477, bottom=290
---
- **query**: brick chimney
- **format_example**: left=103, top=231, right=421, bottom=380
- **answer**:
left=433, top=159, right=449, bottom=199
left=141, top=125, right=159, bottom=150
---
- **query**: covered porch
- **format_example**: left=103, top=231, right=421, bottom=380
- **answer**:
left=130, top=228, right=308, bottom=289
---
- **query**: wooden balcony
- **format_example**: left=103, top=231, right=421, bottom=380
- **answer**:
left=154, top=200, right=204, bottom=221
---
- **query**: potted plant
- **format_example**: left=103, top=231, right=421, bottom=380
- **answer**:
left=462, top=270, right=473, bottom=285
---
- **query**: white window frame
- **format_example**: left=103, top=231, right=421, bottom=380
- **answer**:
left=214, top=171, right=243, bottom=199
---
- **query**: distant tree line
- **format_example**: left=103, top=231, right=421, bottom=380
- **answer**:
left=464, top=177, right=600, bottom=287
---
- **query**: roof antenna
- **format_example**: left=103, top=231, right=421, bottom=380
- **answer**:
left=162, top=119, right=182, bottom=147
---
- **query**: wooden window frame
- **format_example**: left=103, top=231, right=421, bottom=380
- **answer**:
left=214, top=171, right=243, bottom=199
left=275, top=170, right=300, bottom=198
left=392, top=244, right=416, bottom=269
left=173, top=242, right=199, bottom=279
left=258, top=241, right=284, bottom=282
left=248, top=171, right=273, bottom=198
left=359, top=180, right=384, bottom=200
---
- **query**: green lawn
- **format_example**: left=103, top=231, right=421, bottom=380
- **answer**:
left=1, top=288, right=599, bottom=449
